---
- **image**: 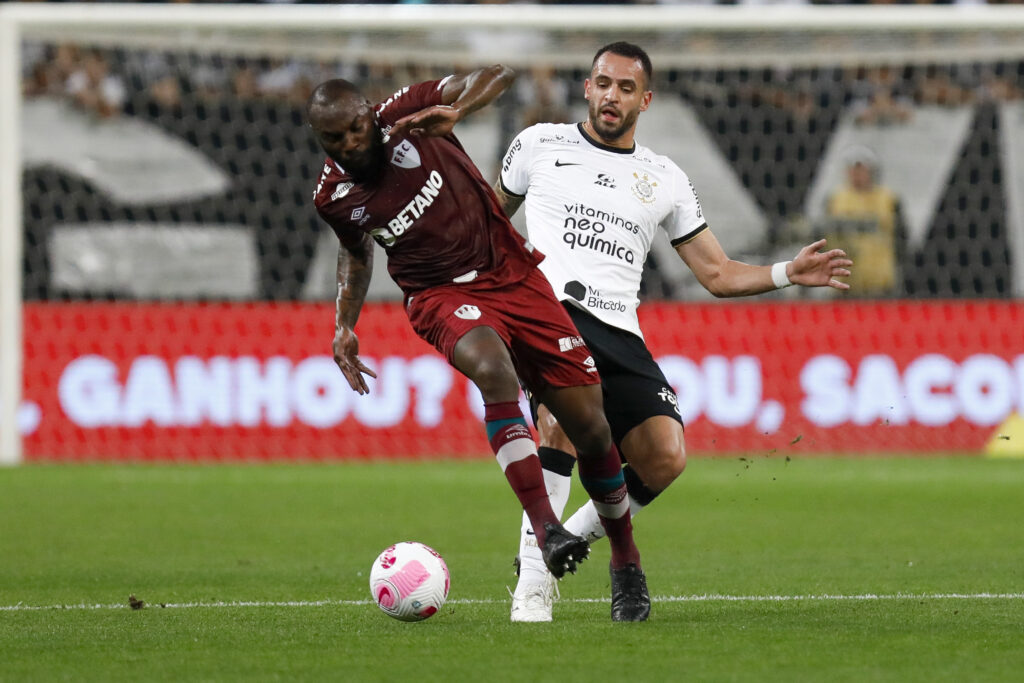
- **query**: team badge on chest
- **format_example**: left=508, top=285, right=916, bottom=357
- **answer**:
left=391, top=140, right=422, bottom=169
left=631, top=171, right=658, bottom=204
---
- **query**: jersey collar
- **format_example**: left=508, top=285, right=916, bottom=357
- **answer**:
left=577, top=122, right=635, bottom=155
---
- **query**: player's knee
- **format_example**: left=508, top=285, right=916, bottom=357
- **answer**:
left=567, top=419, right=613, bottom=460
left=629, top=438, right=686, bottom=492
left=469, top=357, right=520, bottom=402
left=650, top=443, right=686, bottom=488
left=542, top=385, right=611, bottom=456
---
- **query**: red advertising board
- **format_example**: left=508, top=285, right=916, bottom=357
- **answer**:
left=19, top=301, right=1024, bottom=460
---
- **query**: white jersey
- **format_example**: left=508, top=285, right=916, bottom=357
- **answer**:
left=500, top=122, right=707, bottom=339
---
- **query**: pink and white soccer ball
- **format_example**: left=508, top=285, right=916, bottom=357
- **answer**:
left=369, top=541, right=450, bottom=622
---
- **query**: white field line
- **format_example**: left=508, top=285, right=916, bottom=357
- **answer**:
left=1, top=592, right=1022, bottom=612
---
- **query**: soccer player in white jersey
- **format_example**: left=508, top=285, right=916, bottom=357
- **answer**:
left=494, top=42, right=853, bottom=622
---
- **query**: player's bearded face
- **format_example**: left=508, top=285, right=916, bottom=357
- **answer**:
left=339, top=110, right=386, bottom=181
left=585, top=53, right=651, bottom=143
left=318, top=102, right=386, bottom=181
left=587, top=95, right=641, bottom=141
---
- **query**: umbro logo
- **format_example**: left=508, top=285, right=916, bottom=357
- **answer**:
left=554, top=160, right=581, bottom=167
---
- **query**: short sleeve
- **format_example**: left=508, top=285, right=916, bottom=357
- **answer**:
left=665, top=165, right=709, bottom=246
left=498, top=126, right=535, bottom=198
left=376, top=78, right=450, bottom=128
left=316, top=203, right=361, bottom=248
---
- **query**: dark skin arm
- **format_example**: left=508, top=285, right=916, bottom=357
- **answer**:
left=386, top=64, right=516, bottom=140
left=333, top=231, right=377, bottom=394
left=493, top=180, right=525, bottom=219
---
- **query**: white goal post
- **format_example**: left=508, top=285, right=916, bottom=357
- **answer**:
left=3, top=3, right=1024, bottom=465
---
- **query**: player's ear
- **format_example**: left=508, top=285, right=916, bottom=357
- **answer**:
left=639, top=90, right=653, bottom=112
left=583, top=78, right=592, bottom=100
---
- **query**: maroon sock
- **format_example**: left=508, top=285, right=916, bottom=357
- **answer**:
left=577, top=442, right=640, bottom=569
left=485, top=401, right=558, bottom=547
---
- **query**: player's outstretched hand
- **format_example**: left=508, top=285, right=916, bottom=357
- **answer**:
left=333, top=327, right=377, bottom=395
left=789, top=238, right=854, bottom=290
left=387, top=105, right=461, bottom=141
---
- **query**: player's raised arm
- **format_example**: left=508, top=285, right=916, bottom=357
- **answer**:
left=439, top=64, right=516, bottom=117
left=388, top=65, right=516, bottom=140
left=333, top=232, right=378, bottom=395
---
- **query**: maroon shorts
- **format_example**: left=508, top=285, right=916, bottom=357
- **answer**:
left=406, top=268, right=600, bottom=393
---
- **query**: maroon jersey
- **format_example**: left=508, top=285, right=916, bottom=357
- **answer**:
left=313, top=78, right=542, bottom=298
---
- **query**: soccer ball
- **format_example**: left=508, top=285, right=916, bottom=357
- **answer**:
left=369, top=541, right=450, bottom=622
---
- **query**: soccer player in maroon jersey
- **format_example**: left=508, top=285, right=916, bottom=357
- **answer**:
left=307, top=65, right=650, bottom=620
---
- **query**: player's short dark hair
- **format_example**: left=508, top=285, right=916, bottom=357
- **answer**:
left=592, top=41, right=653, bottom=89
left=307, top=78, right=363, bottom=118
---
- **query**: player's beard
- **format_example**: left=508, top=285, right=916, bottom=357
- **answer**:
left=587, top=101, right=639, bottom=144
left=344, top=126, right=387, bottom=182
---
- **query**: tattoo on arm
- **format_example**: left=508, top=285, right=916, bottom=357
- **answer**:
left=493, top=179, right=524, bottom=218
left=442, top=64, right=516, bottom=117
left=335, top=234, right=374, bottom=331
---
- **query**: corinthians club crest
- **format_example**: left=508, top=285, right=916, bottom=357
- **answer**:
left=631, top=171, right=658, bottom=204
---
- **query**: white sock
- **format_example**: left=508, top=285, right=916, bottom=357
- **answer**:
left=564, top=495, right=646, bottom=544
left=517, top=468, right=572, bottom=584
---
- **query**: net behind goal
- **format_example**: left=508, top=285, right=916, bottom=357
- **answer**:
left=3, top=4, right=1024, bottom=462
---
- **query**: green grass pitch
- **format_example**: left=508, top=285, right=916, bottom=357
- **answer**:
left=1, top=456, right=1022, bottom=681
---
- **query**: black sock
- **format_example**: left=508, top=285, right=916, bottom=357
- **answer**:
left=623, top=464, right=659, bottom=507
left=538, top=446, right=576, bottom=476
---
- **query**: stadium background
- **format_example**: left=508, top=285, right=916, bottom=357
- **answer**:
left=3, top=2, right=1024, bottom=462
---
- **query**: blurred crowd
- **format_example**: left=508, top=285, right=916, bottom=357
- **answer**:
left=16, top=21, right=1024, bottom=300
left=20, top=42, right=1024, bottom=122
left=6, top=0, right=1024, bottom=5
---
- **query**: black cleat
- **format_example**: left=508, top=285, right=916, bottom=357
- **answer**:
left=610, top=563, right=650, bottom=622
left=540, top=522, right=589, bottom=579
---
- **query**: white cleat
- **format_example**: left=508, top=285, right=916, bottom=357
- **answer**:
left=510, top=573, right=558, bottom=623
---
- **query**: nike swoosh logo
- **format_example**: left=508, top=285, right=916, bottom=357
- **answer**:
left=554, top=160, right=581, bottom=167
left=525, top=529, right=535, bottom=536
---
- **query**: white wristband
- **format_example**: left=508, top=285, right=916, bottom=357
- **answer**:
left=771, top=261, right=793, bottom=289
